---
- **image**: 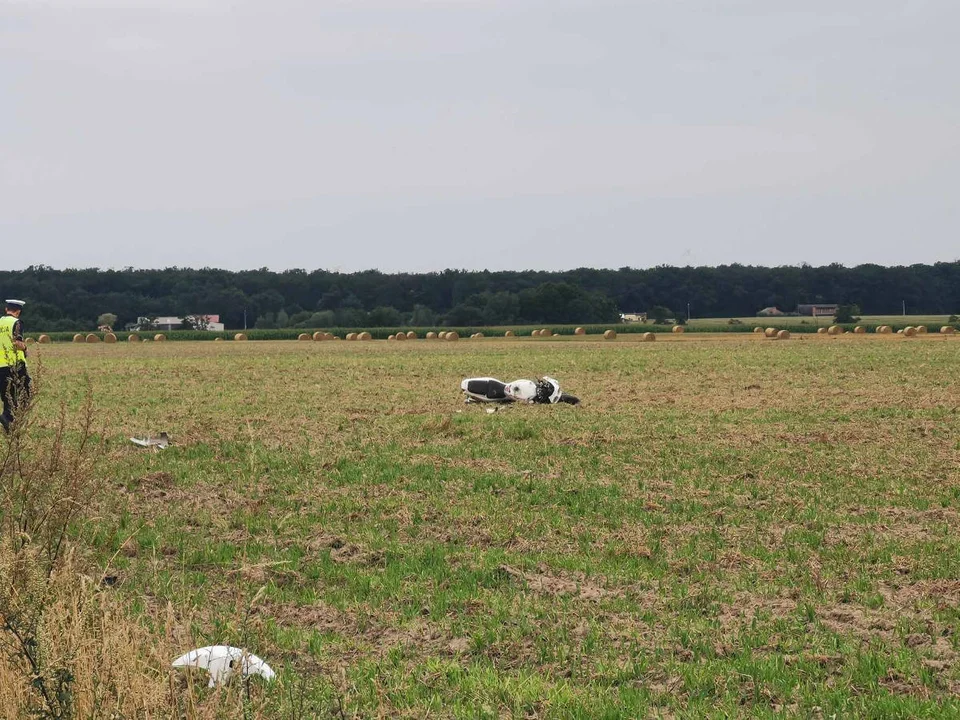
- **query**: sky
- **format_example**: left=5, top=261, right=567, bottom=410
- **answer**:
left=1, top=0, right=958, bottom=273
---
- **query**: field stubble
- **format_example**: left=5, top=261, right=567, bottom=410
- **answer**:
left=10, top=334, right=960, bottom=717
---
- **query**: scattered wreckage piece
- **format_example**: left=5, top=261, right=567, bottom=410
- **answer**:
left=129, top=432, right=170, bottom=450
left=171, top=645, right=276, bottom=688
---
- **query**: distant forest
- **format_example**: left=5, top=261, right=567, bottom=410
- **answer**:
left=3, top=263, right=959, bottom=331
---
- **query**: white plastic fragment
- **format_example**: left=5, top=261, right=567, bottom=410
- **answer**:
left=171, top=645, right=276, bottom=687
left=129, top=432, right=170, bottom=449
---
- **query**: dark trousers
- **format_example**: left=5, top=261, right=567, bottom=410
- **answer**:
left=0, top=362, right=31, bottom=428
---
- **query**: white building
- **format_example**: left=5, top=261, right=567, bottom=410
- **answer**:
left=136, top=315, right=225, bottom=331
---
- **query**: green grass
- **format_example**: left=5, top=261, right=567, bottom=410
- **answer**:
left=27, top=334, right=960, bottom=717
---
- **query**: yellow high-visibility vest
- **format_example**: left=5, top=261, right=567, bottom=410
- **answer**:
left=0, top=315, right=25, bottom=367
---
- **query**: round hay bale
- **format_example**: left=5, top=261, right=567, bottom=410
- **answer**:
left=817, top=327, right=827, bottom=334
left=38, top=334, right=51, bottom=344
left=764, top=328, right=777, bottom=338
left=346, top=332, right=358, bottom=341
left=854, top=326, right=866, bottom=334
left=540, top=329, right=551, bottom=337
left=474, top=332, right=484, bottom=338
left=25, top=337, right=35, bottom=345
left=897, top=329, right=904, bottom=335
left=672, top=326, right=685, bottom=334
left=312, top=331, right=325, bottom=341
left=85, top=333, right=100, bottom=343
left=298, top=333, right=311, bottom=341
left=103, top=333, right=117, bottom=343
left=777, top=329, right=791, bottom=340
left=446, top=331, right=459, bottom=341
left=359, top=331, right=372, bottom=341
left=387, top=334, right=396, bottom=341
left=879, top=325, right=893, bottom=334
left=426, top=331, right=437, bottom=339
left=903, top=326, right=917, bottom=337
left=574, top=327, right=586, bottom=335
left=603, top=329, right=617, bottom=340
left=827, top=325, right=841, bottom=336
left=154, top=333, right=167, bottom=342
left=72, top=333, right=84, bottom=343
left=214, top=337, right=224, bottom=342
left=333, top=335, right=341, bottom=340
left=394, top=331, right=406, bottom=341
left=504, top=330, right=514, bottom=337
left=916, top=325, right=928, bottom=334
left=753, top=327, right=764, bottom=334
left=530, top=330, right=539, bottom=337
left=940, top=326, right=956, bottom=335
left=642, top=332, right=656, bottom=342
left=406, top=331, right=417, bottom=340
left=233, top=333, right=247, bottom=341
left=127, top=333, right=139, bottom=343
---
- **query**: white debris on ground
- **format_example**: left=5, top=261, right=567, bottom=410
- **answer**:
left=171, top=645, right=275, bottom=687
left=129, top=432, right=170, bottom=449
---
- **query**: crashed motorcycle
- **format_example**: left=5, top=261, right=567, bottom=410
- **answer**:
left=460, top=376, right=580, bottom=405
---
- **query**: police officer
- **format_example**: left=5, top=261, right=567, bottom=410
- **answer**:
left=0, top=299, right=31, bottom=431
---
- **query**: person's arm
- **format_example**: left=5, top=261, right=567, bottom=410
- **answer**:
left=12, top=319, right=26, bottom=352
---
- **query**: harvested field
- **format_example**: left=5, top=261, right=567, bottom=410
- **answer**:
left=16, top=334, right=960, bottom=717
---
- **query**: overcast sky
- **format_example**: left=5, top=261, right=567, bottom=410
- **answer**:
left=1, top=0, right=957, bottom=272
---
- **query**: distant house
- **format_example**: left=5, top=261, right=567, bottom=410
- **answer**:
left=620, top=312, right=647, bottom=324
left=135, top=314, right=225, bottom=331
left=757, top=307, right=785, bottom=317
left=797, top=304, right=838, bottom=317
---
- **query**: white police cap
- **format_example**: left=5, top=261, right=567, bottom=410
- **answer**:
left=5, top=300, right=25, bottom=307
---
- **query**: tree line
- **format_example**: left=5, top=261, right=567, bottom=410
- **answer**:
left=3, top=262, right=958, bottom=331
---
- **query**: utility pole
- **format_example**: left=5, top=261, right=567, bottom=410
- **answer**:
left=902, top=300, right=906, bottom=317
left=687, top=302, right=691, bottom=321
